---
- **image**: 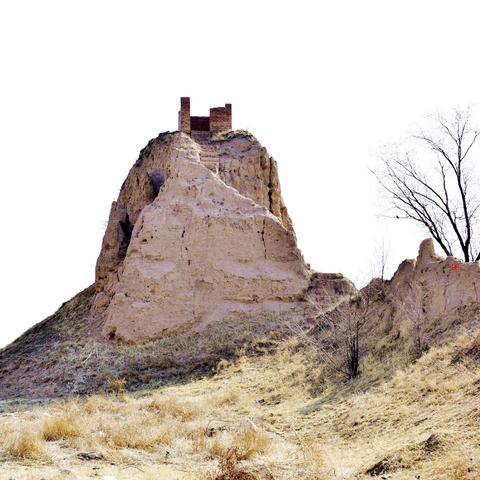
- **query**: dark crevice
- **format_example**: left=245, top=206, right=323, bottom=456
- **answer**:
left=108, top=328, right=117, bottom=341
left=149, top=171, right=166, bottom=199
left=260, top=219, right=267, bottom=259
left=119, top=214, right=134, bottom=258
left=267, top=157, right=274, bottom=213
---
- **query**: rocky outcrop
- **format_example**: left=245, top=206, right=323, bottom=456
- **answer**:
left=389, top=239, right=480, bottom=330
left=93, top=131, right=317, bottom=342
left=93, top=133, right=176, bottom=310
left=307, top=272, right=357, bottom=308
left=360, top=238, right=480, bottom=349
left=216, top=133, right=293, bottom=231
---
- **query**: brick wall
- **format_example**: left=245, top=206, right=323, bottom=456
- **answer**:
left=190, top=116, right=210, bottom=131
left=178, top=97, right=191, bottom=133
left=209, top=104, right=232, bottom=133
left=178, top=98, right=232, bottom=135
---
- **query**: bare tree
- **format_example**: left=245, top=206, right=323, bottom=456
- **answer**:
left=371, top=237, right=390, bottom=293
left=373, top=109, right=480, bottom=261
left=294, top=283, right=381, bottom=381
left=339, top=294, right=368, bottom=379
left=396, top=281, right=429, bottom=359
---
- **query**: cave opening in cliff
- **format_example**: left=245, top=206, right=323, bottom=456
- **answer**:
left=149, top=171, right=165, bottom=199
left=119, top=214, right=134, bottom=256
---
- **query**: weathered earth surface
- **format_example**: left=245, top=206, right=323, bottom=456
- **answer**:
left=0, top=129, right=355, bottom=399
left=392, top=238, right=480, bottom=320
left=95, top=132, right=313, bottom=342
left=307, top=272, right=357, bottom=309
left=344, top=238, right=480, bottom=357
left=377, top=238, right=480, bottom=337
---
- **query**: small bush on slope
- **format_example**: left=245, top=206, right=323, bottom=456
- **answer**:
left=209, top=427, right=272, bottom=461
left=207, top=448, right=259, bottom=480
left=5, top=430, right=48, bottom=460
left=42, top=413, right=82, bottom=441
left=146, top=396, right=197, bottom=421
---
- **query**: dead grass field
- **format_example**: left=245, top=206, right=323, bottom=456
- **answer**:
left=1, top=328, right=479, bottom=479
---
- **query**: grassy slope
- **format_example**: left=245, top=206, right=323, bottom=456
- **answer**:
left=0, top=326, right=479, bottom=479
left=0, top=285, right=312, bottom=401
left=0, top=285, right=97, bottom=400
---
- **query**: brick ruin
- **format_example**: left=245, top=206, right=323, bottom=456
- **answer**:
left=178, top=97, right=232, bottom=135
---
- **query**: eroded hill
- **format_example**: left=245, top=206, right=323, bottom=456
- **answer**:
left=0, top=130, right=354, bottom=400
left=0, top=314, right=478, bottom=479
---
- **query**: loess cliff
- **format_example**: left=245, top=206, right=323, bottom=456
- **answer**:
left=0, top=129, right=354, bottom=399
left=94, top=131, right=312, bottom=342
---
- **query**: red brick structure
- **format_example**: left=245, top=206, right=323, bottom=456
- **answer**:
left=178, top=97, right=232, bottom=135
left=178, top=97, right=191, bottom=133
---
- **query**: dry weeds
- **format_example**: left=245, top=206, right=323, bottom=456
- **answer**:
left=4, top=429, right=48, bottom=460
left=0, top=328, right=479, bottom=479
left=206, top=448, right=259, bottom=480
left=42, top=413, right=82, bottom=441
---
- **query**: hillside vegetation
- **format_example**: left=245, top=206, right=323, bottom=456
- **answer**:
left=0, top=286, right=309, bottom=400
left=1, top=314, right=479, bottom=479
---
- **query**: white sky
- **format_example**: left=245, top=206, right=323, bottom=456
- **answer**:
left=1, top=0, right=479, bottom=348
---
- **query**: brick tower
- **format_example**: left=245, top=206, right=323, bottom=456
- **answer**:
left=178, top=97, right=191, bottom=133
left=178, top=97, right=232, bottom=135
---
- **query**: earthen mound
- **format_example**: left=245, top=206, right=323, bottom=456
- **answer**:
left=0, top=129, right=353, bottom=399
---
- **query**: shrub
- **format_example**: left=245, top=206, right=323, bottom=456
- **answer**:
left=5, top=430, right=48, bottom=460
left=105, top=420, right=173, bottom=449
left=209, top=426, right=271, bottom=461
left=232, top=428, right=271, bottom=460
left=108, top=377, right=128, bottom=395
left=147, top=397, right=196, bottom=421
left=212, top=448, right=258, bottom=479
left=42, top=414, right=81, bottom=441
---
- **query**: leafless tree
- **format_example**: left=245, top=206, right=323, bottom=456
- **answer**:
left=373, top=109, right=480, bottom=261
left=294, top=283, right=381, bottom=381
left=396, top=281, right=429, bottom=359
left=371, top=237, right=390, bottom=297
left=338, top=294, right=368, bottom=379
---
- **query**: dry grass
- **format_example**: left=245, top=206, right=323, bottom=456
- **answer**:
left=5, top=429, right=48, bottom=460
left=1, top=327, right=479, bottom=479
left=211, top=130, right=255, bottom=142
left=0, top=284, right=303, bottom=401
left=42, top=413, right=82, bottom=441
left=211, top=389, right=240, bottom=407
left=107, top=376, right=127, bottom=394
left=205, top=449, right=259, bottom=480
left=208, top=426, right=271, bottom=461
left=103, top=415, right=174, bottom=449
left=146, top=396, right=198, bottom=421
left=232, top=428, right=271, bottom=460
